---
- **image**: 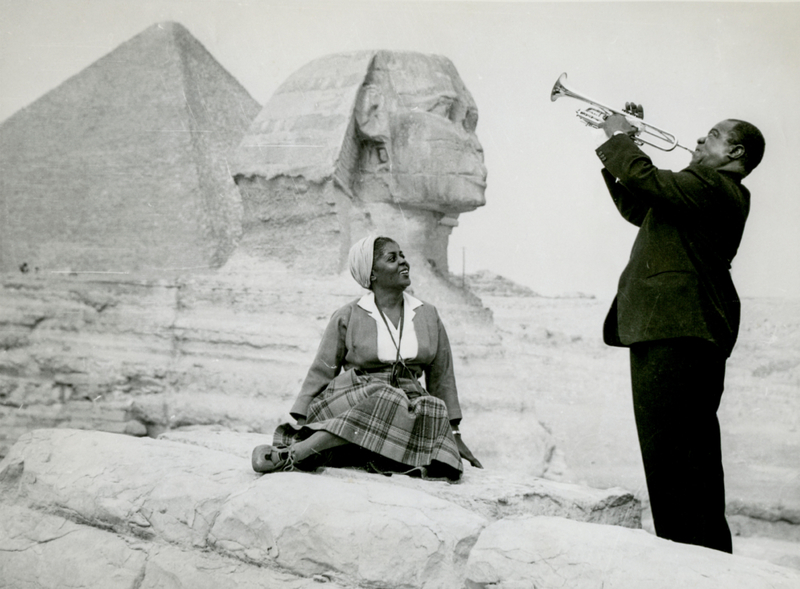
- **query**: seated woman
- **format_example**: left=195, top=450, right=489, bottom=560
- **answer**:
left=252, top=235, right=482, bottom=480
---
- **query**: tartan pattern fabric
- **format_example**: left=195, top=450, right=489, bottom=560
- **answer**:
left=273, top=369, right=463, bottom=475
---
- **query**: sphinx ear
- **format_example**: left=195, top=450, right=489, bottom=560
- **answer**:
left=355, top=83, right=390, bottom=144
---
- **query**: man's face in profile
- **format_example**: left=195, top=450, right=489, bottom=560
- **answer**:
left=690, top=119, right=739, bottom=169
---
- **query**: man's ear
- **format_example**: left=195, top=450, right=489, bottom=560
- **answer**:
left=728, top=143, right=745, bottom=161
left=355, top=84, right=390, bottom=144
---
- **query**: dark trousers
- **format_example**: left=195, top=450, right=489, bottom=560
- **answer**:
left=629, top=337, right=732, bottom=553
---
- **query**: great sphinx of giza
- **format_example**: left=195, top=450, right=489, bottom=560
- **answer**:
left=0, top=40, right=555, bottom=479
left=231, top=50, right=487, bottom=285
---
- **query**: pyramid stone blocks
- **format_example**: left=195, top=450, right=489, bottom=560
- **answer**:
left=0, top=22, right=260, bottom=273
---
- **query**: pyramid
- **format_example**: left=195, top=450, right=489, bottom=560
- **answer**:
left=0, top=22, right=260, bottom=273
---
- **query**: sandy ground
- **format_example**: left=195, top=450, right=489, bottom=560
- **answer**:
left=477, top=293, right=800, bottom=567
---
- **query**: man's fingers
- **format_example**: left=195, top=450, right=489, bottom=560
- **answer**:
left=623, top=102, right=644, bottom=119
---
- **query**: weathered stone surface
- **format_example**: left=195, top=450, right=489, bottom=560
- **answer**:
left=0, top=429, right=256, bottom=546
left=2, top=429, right=796, bottom=589
left=136, top=542, right=349, bottom=589
left=0, top=429, right=486, bottom=588
left=0, top=504, right=146, bottom=589
left=160, top=427, right=274, bottom=458
left=734, top=535, right=800, bottom=572
left=0, top=429, right=646, bottom=589
left=162, top=427, right=641, bottom=528
left=0, top=504, right=348, bottom=589
left=209, top=472, right=486, bottom=588
left=464, top=515, right=800, bottom=589
left=233, top=51, right=376, bottom=183
left=0, top=22, right=259, bottom=273
left=327, top=468, right=640, bottom=528
left=231, top=50, right=486, bottom=276
left=0, top=268, right=558, bottom=480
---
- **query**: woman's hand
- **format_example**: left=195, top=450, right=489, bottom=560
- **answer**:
left=296, top=416, right=307, bottom=426
left=454, top=433, right=483, bottom=469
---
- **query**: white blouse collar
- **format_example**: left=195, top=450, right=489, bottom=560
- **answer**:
left=358, top=291, right=422, bottom=362
left=357, top=291, right=423, bottom=316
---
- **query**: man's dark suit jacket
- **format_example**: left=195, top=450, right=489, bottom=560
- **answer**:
left=596, top=134, right=750, bottom=358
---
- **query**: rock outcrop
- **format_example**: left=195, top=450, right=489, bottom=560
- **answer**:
left=465, top=515, right=800, bottom=589
left=0, top=428, right=628, bottom=588
left=2, top=428, right=798, bottom=588
left=0, top=262, right=557, bottom=477
left=0, top=503, right=349, bottom=589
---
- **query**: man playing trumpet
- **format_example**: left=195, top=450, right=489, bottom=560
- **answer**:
left=595, top=107, right=765, bottom=553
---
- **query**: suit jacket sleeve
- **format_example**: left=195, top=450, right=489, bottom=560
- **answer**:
left=601, top=168, right=649, bottom=227
left=289, top=305, right=350, bottom=419
left=596, top=133, right=739, bottom=221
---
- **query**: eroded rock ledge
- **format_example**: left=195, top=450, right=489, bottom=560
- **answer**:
left=1, top=429, right=798, bottom=588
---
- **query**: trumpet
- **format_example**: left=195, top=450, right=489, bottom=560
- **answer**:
left=550, top=72, right=694, bottom=153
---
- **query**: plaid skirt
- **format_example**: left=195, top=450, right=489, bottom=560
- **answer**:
left=274, top=368, right=463, bottom=479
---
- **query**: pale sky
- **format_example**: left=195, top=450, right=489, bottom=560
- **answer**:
left=2, top=0, right=798, bottom=298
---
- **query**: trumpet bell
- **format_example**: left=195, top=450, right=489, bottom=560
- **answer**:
left=550, top=72, right=570, bottom=102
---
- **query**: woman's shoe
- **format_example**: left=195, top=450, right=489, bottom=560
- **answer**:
left=251, top=444, right=295, bottom=473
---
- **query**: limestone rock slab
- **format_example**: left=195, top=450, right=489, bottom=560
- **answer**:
left=164, top=428, right=641, bottom=528
left=137, top=539, right=350, bottom=589
left=159, top=427, right=270, bottom=458
left=465, top=515, right=800, bottom=589
left=0, top=504, right=348, bottom=589
left=1, top=428, right=487, bottom=589
left=326, top=466, right=639, bottom=527
left=0, top=428, right=256, bottom=546
left=209, top=470, right=487, bottom=589
left=0, top=504, right=147, bottom=589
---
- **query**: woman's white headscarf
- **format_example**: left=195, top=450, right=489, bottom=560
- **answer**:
left=348, top=235, right=377, bottom=289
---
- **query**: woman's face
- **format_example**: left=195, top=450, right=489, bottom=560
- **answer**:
left=371, top=241, right=411, bottom=291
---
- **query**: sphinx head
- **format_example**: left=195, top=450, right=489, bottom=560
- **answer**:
left=232, top=50, right=486, bottom=275
left=352, top=51, right=487, bottom=213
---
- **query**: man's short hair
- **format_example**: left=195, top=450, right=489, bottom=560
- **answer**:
left=727, top=119, right=765, bottom=176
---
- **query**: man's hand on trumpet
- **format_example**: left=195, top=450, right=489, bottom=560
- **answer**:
left=600, top=102, right=644, bottom=139
left=623, top=102, right=644, bottom=119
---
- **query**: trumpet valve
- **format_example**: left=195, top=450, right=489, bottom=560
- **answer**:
left=576, top=106, right=608, bottom=129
